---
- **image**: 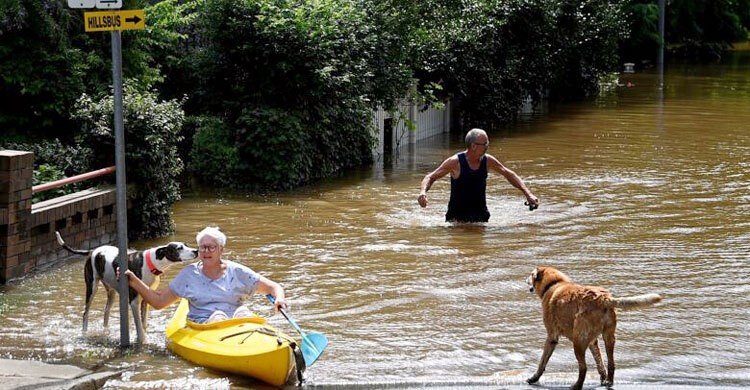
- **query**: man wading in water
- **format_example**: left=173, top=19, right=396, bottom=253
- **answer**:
left=417, top=128, right=539, bottom=222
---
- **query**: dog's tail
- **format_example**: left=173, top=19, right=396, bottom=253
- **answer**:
left=55, top=231, right=90, bottom=256
left=612, top=293, right=662, bottom=310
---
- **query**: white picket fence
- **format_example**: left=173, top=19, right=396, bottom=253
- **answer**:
left=371, top=100, right=451, bottom=160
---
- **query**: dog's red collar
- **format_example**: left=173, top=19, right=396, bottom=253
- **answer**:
left=145, top=249, right=163, bottom=276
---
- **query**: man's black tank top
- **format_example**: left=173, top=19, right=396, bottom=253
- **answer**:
left=446, top=152, right=490, bottom=222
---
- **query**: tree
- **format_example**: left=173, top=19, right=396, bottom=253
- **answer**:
left=0, top=0, right=195, bottom=139
left=620, top=0, right=750, bottom=63
left=0, top=0, right=107, bottom=138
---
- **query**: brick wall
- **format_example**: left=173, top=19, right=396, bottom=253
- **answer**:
left=0, top=150, right=118, bottom=284
left=0, top=151, right=33, bottom=283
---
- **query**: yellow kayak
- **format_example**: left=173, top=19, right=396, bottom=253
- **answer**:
left=166, top=299, right=303, bottom=387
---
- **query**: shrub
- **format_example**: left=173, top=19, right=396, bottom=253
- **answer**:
left=180, top=0, right=376, bottom=190
left=0, top=139, right=93, bottom=202
left=72, top=81, right=186, bottom=240
left=31, top=164, right=68, bottom=203
left=0, top=0, right=201, bottom=139
left=189, top=116, right=242, bottom=188
left=233, top=107, right=310, bottom=190
left=0, top=138, right=92, bottom=176
left=619, top=0, right=750, bottom=63
left=405, top=0, right=627, bottom=127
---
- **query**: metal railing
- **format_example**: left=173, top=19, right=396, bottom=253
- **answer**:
left=31, top=166, right=116, bottom=194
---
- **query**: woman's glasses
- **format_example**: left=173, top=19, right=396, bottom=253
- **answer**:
left=199, top=245, right=219, bottom=253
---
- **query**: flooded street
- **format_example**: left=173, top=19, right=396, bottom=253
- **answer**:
left=1, top=51, right=749, bottom=389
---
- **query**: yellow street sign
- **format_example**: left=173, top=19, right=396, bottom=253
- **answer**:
left=84, top=10, right=144, bottom=32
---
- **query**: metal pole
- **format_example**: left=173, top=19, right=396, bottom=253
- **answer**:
left=657, top=0, right=665, bottom=85
left=111, top=29, right=130, bottom=347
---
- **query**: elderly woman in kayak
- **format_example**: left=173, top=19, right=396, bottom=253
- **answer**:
left=124, top=226, right=288, bottom=323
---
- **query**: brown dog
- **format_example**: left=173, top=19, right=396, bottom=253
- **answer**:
left=525, top=266, right=662, bottom=390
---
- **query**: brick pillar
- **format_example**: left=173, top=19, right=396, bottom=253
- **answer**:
left=0, top=150, right=33, bottom=284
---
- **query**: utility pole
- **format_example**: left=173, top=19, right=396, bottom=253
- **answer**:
left=658, top=0, right=665, bottom=86
left=111, top=28, right=130, bottom=348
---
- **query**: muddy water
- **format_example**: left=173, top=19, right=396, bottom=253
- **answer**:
left=1, top=52, right=749, bottom=389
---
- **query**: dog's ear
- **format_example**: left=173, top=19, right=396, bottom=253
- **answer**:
left=534, top=268, right=543, bottom=282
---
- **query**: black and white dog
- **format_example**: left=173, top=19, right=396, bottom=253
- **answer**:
left=55, top=231, right=198, bottom=343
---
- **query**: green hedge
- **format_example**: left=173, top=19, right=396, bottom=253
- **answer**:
left=0, top=139, right=92, bottom=202
left=72, top=82, right=185, bottom=240
left=620, top=0, right=750, bottom=63
left=183, top=0, right=376, bottom=191
left=188, top=116, right=241, bottom=188
left=416, top=0, right=626, bottom=126
left=0, top=0, right=642, bottom=194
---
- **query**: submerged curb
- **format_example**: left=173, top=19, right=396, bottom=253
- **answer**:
left=0, top=358, right=121, bottom=390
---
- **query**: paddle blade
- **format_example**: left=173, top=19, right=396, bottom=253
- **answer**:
left=301, top=332, right=328, bottom=366
left=265, top=295, right=329, bottom=366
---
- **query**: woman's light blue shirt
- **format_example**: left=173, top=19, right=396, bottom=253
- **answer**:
left=169, top=260, right=260, bottom=323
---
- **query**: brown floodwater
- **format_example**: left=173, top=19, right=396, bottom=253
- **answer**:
left=1, top=52, right=748, bottom=389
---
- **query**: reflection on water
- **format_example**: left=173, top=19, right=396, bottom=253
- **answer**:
left=1, top=53, right=749, bottom=388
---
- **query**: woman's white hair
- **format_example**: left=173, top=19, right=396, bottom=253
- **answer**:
left=196, top=226, right=226, bottom=247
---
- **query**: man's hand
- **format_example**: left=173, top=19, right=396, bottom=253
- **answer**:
left=417, top=193, right=428, bottom=208
left=525, top=194, right=540, bottom=210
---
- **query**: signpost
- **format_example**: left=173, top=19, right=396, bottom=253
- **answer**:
left=96, top=0, right=122, bottom=9
left=111, top=25, right=130, bottom=349
left=68, top=0, right=95, bottom=8
left=69, top=0, right=144, bottom=348
left=657, top=0, right=665, bottom=87
left=84, top=10, right=145, bottom=32
left=68, top=0, right=122, bottom=9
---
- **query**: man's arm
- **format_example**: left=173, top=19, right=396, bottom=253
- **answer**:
left=123, top=270, right=180, bottom=309
left=418, top=157, right=459, bottom=207
left=486, top=155, right=539, bottom=206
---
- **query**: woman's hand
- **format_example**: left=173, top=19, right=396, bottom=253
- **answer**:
left=274, top=297, right=289, bottom=313
left=116, top=268, right=135, bottom=282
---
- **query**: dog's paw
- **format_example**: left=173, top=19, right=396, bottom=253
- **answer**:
left=526, top=375, right=540, bottom=384
left=601, top=379, right=613, bottom=388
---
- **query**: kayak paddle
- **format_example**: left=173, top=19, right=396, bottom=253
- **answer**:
left=266, top=294, right=328, bottom=366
